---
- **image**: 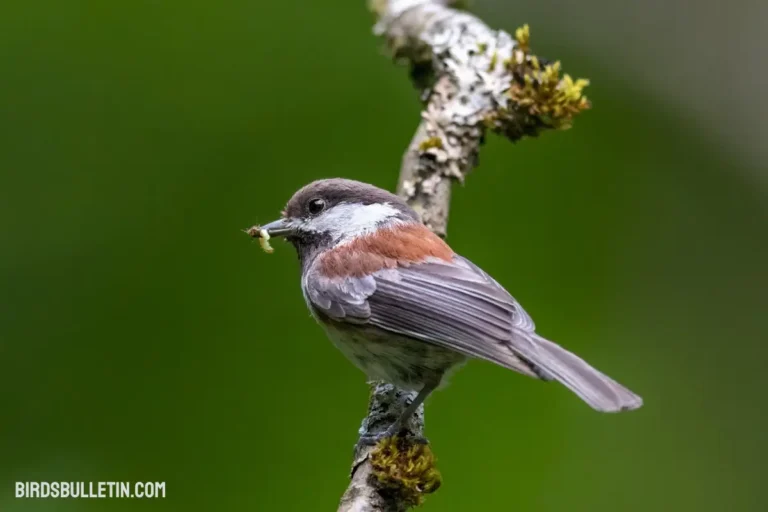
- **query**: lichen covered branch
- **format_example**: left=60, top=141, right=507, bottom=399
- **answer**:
left=339, top=1, right=590, bottom=509
left=379, top=0, right=590, bottom=236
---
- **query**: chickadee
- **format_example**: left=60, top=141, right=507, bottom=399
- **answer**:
left=254, top=179, right=642, bottom=441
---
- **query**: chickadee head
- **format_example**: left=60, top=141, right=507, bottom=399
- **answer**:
left=257, top=178, right=421, bottom=260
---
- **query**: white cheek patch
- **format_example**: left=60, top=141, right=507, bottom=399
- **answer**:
left=304, top=202, right=403, bottom=241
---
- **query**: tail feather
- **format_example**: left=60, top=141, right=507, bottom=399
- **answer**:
left=511, top=333, right=643, bottom=413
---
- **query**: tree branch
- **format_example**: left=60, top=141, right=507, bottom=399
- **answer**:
left=339, top=1, right=590, bottom=510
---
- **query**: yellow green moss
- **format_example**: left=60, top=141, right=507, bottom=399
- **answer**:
left=488, top=52, right=498, bottom=72
left=515, top=24, right=531, bottom=53
left=451, top=0, right=472, bottom=10
left=370, top=436, right=442, bottom=507
left=482, top=112, right=500, bottom=130
left=508, top=24, right=591, bottom=130
left=368, top=0, right=388, bottom=16
left=418, top=136, right=444, bottom=151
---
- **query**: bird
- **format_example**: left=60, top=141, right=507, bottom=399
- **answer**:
left=252, top=178, right=642, bottom=442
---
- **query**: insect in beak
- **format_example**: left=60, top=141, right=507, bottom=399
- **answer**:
left=246, top=218, right=296, bottom=253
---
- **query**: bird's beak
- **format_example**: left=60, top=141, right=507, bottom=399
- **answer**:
left=252, top=218, right=296, bottom=238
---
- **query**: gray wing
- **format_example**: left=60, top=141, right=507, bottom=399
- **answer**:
left=303, top=270, right=375, bottom=323
left=368, top=257, right=547, bottom=379
left=305, top=256, right=544, bottom=379
left=305, top=256, right=643, bottom=412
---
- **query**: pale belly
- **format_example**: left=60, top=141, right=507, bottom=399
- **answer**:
left=321, top=322, right=467, bottom=391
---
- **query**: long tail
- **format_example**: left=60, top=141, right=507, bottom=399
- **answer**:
left=512, top=333, right=643, bottom=412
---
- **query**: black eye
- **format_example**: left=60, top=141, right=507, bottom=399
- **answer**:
left=307, top=198, right=326, bottom=215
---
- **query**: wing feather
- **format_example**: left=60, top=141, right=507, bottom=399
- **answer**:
left=304, top=254, right=642, bottom=412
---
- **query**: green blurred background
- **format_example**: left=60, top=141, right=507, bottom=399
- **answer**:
left=1, top=1, right=766, bottom=511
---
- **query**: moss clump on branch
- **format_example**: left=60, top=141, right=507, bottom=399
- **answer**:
left=369, top=436, right=442, bottom=507
left=507, top=24, right=591, bottom=130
